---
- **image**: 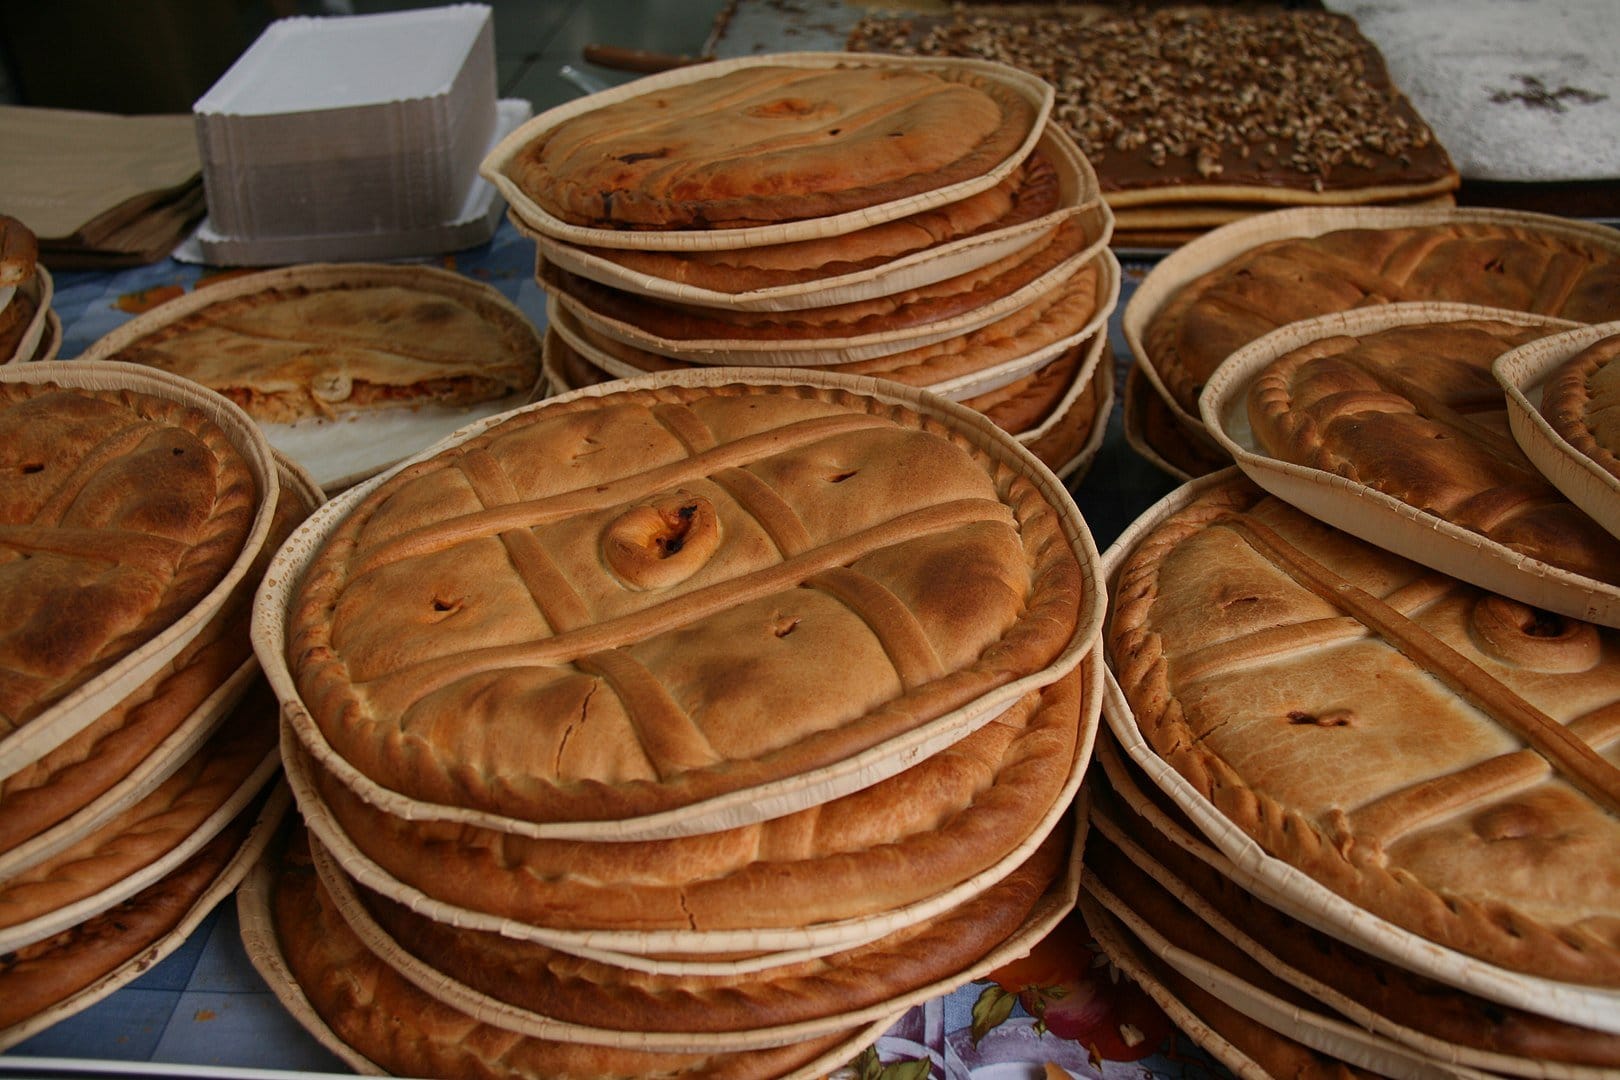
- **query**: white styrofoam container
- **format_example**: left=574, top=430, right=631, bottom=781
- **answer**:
left=193, top=4, right=497, bottom=239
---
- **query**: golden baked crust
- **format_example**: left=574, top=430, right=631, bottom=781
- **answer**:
left=287, top=380, right=1087, bottom=825
left=544, top=215, right=1092, bottom=344
left=1091, top=749, right=1620, bottom=1069
left=1108, top=474, right=1620, bottom=986
left=575, top=150, right=1061, bottom=292
left=333, top=821, right=1068, bottom=1035
left=101, top=269, right=543, bottom=425
left=1146, top=222, right=1620, bottom=413
left=300, top=669, right=1080, bottom=931
left=1246, top=318, right=1620, bottom=583
left=0, top=381, right=260, bottom=734
left=512, top=62, right=1040, bottom=231
left=270, top=830, right=876, bottom=1080
left=1021, top=345, right=1107, bottom=480
left=1541, top=331, right=1620, bottom=483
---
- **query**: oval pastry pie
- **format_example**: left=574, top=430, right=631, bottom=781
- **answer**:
left=81, top=264, right=543, bottom=426
left=1243, top=316, right=1620, bottom=584
left=273, top=372, right=1096, bottom=835
left=506, top=61, right=1042, bottom=232
left=1107, top=473, right=1620, bottom=988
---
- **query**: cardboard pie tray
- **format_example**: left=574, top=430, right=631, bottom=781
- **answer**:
left=74, top=262, right=548, bottom=493
left=236, top=834, right=903, bottom=1080
left=542, top=228, right=1099, bottom=368
left=0, top=783, right=292, bottom=1052
left=1079, top=879, right=1492, bottom=1080
left=279, top=648, right=1100, bottom=975
left=545, top=247, right=1119, bottom=405
left=1120, top=205, right=1620, bottom=446
left=2, top=265, right=52, bottom=366
left=252, top=366, right=1104, bottom=843
left=1197, top=302, right=1620, bottom=628
left=1089, top=741, right=1620, bottom=1080
left=521, top=124, right=1109, bottom=314
left=309, top=797, right=1084, bottom=1053
left=483, top=51, right=1054, bottom=253
left=0, top=361, right=281, bottom=784
left=1097, top=469, right=1620, bottom=1035
left=1495, top=320, right=1620, bottom=540
left=0, top=740, right=280, bottom=956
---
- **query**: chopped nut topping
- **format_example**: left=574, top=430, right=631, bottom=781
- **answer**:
left=847, top=7, right=1445, bottom=188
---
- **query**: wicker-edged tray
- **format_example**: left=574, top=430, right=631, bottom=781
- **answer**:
left=1098, top=470, right=1620, bottom=1034
left=0, top=361, right=280, bottom=783
left=1495, top=321, right=1620, bottom=541
left=253, top=366, right=1103, bottom=843
left=237, top=825, right=902, bottom=1080
left=1091, top=736, right=1620, bottom=1079
left=1121, top=205, right=1620, bottom=447
left=0, top=784, right=292, bottom=1051
left=1197, top=302, right=1620, bottom=627
left=310, top=796, right=1083, bottom=1053
left=73, top=262, right=548, bottom=493
left=3, top=266, right=53, bottom=366
left=482, top=52, right=1053, bottom=253
left=521, top=123, right=1108, bottom=313
left=282, top=648, right=1099, bottom=973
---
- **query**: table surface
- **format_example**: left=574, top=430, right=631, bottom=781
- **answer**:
left=0, top=216, right=1205, bottom=1079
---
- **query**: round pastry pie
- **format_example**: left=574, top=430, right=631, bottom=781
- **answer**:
left=274, top=372, right=1097, bottom=836
left=244, top=828, right=884, bottom=1080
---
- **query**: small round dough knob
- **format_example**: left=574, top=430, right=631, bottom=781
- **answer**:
left=602, top=492, right=720, bottom=590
